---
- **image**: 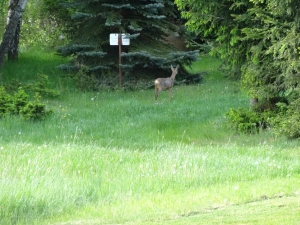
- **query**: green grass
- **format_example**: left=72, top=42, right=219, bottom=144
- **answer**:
left=0, top=50, right=299, bottom=225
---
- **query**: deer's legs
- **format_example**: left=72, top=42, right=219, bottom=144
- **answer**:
left=155, top=89, right=161, bottom=102
left=168, top=88, right=173, bottom=100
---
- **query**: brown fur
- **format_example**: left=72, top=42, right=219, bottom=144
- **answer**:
left=155, top=65, right=179, bottom=102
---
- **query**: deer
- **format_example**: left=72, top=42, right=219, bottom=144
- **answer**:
left=154, top=65, right=179, bottom=103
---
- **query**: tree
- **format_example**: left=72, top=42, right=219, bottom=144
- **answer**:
left=176, top=0, right=300, bottom=99
left=0, top=0, right=28, bottom=67
left=237, top=0, right=300, bottom=102
left=53, top=0, right=198, bottom=88
left=19, top=0, right=70, bottom=49
left=175, top=0, right=300, bottom=138
left=175, top=0, right=251, bottom=79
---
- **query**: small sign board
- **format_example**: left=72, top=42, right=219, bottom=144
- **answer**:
left=110, top=33, right=130, bottom=46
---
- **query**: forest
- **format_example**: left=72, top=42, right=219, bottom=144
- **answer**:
left=0, top=1, right=299, bottom=225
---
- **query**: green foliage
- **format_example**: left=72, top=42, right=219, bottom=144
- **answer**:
left=20, top=0, right=69, bottom=49
left=11, top=87, right=28, bottom=114
left=0, top=86, right=12, bottom=116
left=53, top=0, right=198, bottom=87
left=20, top=93, right=53, bottom=121
left=121, top=50, right=199, bottom=79
left=226, top=107, right=275, bottom=134
left=175, top=0, right=300, bottom=90
left=25, top=74, right=60, bottom=97
left=21, top=16, right=67, bottom=49
left=272, top=99, right=300, bottom=139
left=3, top=74, right=60, bottom=98
left=225, top=95, right=287, bottom=134
left=71, top=66, right=102, bottom=91
left=226, top=108, right=260, bottom=134
left=175, top=0, right=300, bottom=138
left=0, top=86, right=53, bottom=121
left=175, top=0, right=250, bottom=79
left=238, top=0, right=300, bottom=101
left=0, top=0, right=8, bottom=34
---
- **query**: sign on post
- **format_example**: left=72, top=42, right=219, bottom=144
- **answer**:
left=110, top=34, right=130, bottom=46
left=110, top=33, right=130, bottom=87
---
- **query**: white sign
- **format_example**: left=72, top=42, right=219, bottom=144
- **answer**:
left=110, top=33, right=130, bottom=46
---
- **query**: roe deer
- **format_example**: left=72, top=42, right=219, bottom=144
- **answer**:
left=155, top=65, right=179, bottom=102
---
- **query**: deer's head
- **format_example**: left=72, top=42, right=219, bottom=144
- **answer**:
left=171, top=65, right=179, bottom=79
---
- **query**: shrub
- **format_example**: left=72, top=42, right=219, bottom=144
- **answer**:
left=25, top=74, right=60, bottom=97
left=0, top=86, right=12, bottom=117
left=73, top=67, right=101, bottom=91
left=226, top=108, right=260, bottom=134
left=272, top=99, right=300, bottom=139
left=11, top=87, right=29, bottom=114
left=226, top=107, right=275, bottom=134
left=0, top=86, right=53, bottom=121
left=20, top=93, right=53, bottom=121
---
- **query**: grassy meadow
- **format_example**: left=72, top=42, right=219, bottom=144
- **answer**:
left=0, top=49, right=299, bottom=225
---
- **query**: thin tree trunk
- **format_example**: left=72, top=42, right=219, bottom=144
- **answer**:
left=249, top=97, right=258, bottom=110
left=7, top=16, right=21, bottom=60
left=0, top=0, right=28, bottom=67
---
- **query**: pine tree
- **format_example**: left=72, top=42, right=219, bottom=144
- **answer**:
left=238, top=0, right=300, bottom=100
left=56, top=0, right=198, bottom=87
left=175, top=0, right=300, bottom=138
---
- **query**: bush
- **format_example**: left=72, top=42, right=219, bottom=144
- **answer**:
left=272, top=99, right=300, bottom=139
left=0, top=86, right=12, bottom=116
left=226, top=107, right=275, bottom=134
left=72, top=67, right=101, bottom=91
left=0, top=86, right=53, bottom=121
left=11, top=87, right=28, bottom=114
left=20, top=93, right=53, bottom=121
left=25, top=74, right=60, bottom=97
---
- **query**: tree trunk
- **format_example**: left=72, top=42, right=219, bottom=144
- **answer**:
left=7, top=16, right=21, bottom=61
left=249, top=97, right=258, bottom=110
left=0, top=0, right=28, bottom=67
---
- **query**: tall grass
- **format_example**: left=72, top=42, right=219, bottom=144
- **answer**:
left=0, top=50, right=299, bottom=225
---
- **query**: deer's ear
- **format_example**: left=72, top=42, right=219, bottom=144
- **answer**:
left=171, top=65, right=174, bottom=70
left=176, top=65, right=179, bottom=69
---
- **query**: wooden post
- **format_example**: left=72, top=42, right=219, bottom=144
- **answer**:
left=110, top=33, right=130, bottom=87
left=118, top=34, right=122, bottom=87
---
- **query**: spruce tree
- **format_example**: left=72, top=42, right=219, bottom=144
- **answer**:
left=176, top=0, right=300, bottom=138
left=56, top=0, right=198, bottom=87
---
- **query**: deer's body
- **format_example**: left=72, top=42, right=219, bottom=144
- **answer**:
left=155, top=65, right=179, bottom=102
